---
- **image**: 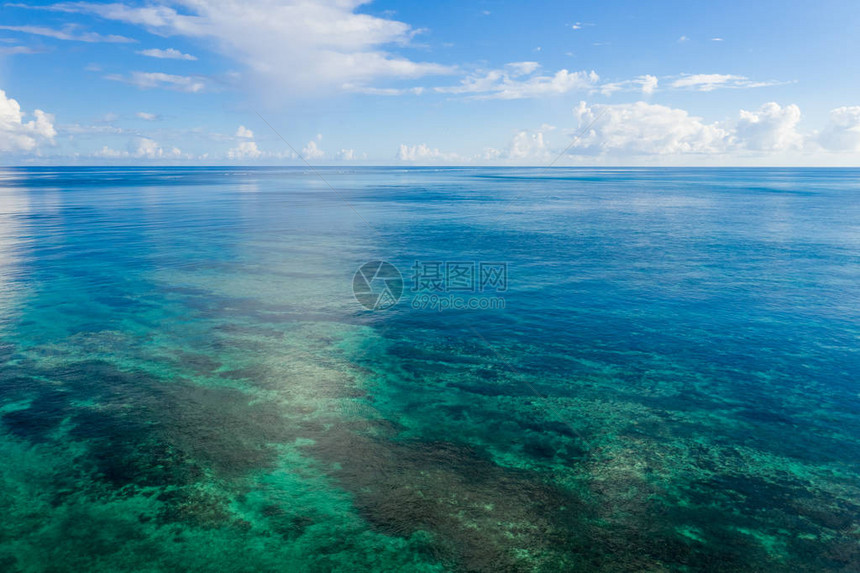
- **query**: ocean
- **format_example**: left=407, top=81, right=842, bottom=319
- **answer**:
left=0, top=166, right=858, bottom=572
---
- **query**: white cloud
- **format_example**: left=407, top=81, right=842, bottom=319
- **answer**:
left=818, top=106, right=860, bottom=152
left=0, top=24, right=133, bottom=43
left=393, top=101, right=860, bottom=164
left=337, top=148, right=365, bottom=160
left=601, top=74, right=658, bottom=96
left=136, top=112, right=158, bottom=120
left=640, top=75, right=659, bottom=95
left=507, top=126, right=553, bottom=161
left=134, top=137, right=182, bottom=158
left=302, top=134, right=325, bottom=159
left=228, top=125, right=262, bottom=158
left=95, top=145, right=128, bottom=158
left=673, top=74, right=740, bottom=90
left=0, top=89, right=56, bottom=153
left=671, top=73, right=785, bottom=92
left=736, top=102, right=803, bottom=151
left=437, top=65, right=599, bottom=99
left=480, top=147, right=503, bottom=161
left=227, top=140, right=262, bottom=160
left=505, top=61, right=540, bottom=76
left=678, top=35, right=689, bottom=43
left=396, top=143, right=459, bottom=162
left=570, top=101, right=731, bottom=155
left=224, top=125, right=303, bottom=160
left=557, top=101, right=817, bottom=159
left=439, top=69, right=777, bottom=100
left=479, top=124, right=557, bottom=163
left=45, top=0, right=453, bottom=97
left=571, top=22, right=582, bottom=30
left=96, top=137, right=184, bottom=159
left=137, top=47, right=197, bottom=61
left=107, top=71, right=205, bottom=93
left=711, top=37, right=724, bottom=42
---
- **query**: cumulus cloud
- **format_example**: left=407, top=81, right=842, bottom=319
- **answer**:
left=135, top=137, right=182, bottom=158
left=396, top=143, right=459, bottom=162
left=639, top=75, right=659, bottom=95
left=97, top=137, right=184, bottom=159
left=480, top=125, right=556, bottom=163
left=136, top=112, right=159, bottom=120
left=137, top=47, right=197, bottom=60
left=95, top=145, right=128, bottom=159
left=436, top=64, right=599, bottom=99
left=106, top=71, right=206, bottom=93
left=417, top=98, right=860, bottom=164
left=557, top=101, right=823, bottom=159
left=509, top=129, right=551, bottom=160
left=227, top=141, right=262, bottom=160
left=736, top=102, right=803, bottom=151
left=0, top=89, right=56, bottom=153
left=818, top=106, right=860, bottom=152
left=224, top=124, right=302, bottom=161
left=570, top=101, right=731, bottom=155
left=302, top=134, right=325, bottom=159
left=0, top=24, right=133, bottom=43
left=227, top=125, right=261, bottom=159
left=337, top=148, right=365, bottom=160
left=40, top=0, right=453, bottom=97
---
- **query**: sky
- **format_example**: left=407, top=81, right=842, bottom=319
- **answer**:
left=1, top=0, right=860, bottom=166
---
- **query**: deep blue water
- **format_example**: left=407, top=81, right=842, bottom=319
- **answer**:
left=0, top=167, right=858, bottom=572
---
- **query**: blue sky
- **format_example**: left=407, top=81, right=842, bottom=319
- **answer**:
left=1, top=0, right=859, bottom=165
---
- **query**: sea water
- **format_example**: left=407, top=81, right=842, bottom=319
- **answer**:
left=0, top=167, right=858, bottom=571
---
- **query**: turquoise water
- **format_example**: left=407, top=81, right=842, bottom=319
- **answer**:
left=0, top=167, right=858, bottom=572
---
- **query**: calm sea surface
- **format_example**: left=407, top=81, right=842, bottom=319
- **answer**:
left=0, top=167, right=858, bottom=572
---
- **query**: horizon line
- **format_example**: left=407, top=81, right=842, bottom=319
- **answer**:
left=5, top=164, right=860, bottom=169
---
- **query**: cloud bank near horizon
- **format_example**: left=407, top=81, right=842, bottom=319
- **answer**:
left=1, top=1, right=858, bottom=165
